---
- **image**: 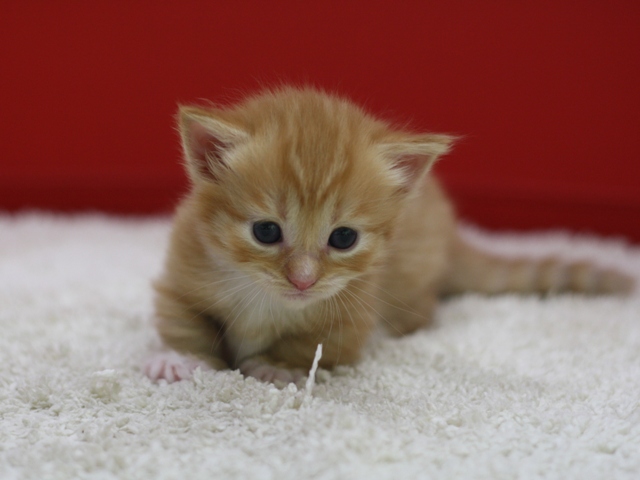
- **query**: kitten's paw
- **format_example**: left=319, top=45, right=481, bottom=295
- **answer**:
left=239, top=358, right=306, bottom=388
left=144, top=351, right=210, bottom=383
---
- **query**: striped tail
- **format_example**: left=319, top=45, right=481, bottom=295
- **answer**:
left=442, top=236, right=634, bottom=296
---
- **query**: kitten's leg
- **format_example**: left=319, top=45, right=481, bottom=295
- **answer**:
left=152, top=284, right=229, bottom=381
left=379, top=291, right=438, bottom=336
left=238, top=290, right=377, bottom=387
left=144, top=350, right=215, bottom=383
left=237, top=330, right=357, bottom=389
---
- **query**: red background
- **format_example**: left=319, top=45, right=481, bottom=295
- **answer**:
left=2, top=2, right=639, bottom=240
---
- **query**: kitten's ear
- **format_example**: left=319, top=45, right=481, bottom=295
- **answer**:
left=378, top=133, right=455, bottom=191
left=177, top=106, right=248, bottom=183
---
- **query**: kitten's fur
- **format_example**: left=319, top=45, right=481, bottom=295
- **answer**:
left=150, top=87, right=633, bottom=385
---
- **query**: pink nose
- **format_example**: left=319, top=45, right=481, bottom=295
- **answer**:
left=288, top=275, right=317, bottom=291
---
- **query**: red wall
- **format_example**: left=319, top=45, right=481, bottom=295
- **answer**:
left=2, top=2, right=639, bottom=240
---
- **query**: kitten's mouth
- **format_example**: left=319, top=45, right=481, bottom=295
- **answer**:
left=281, top=288, right=322, bottom=306
left=280, top=282, right=342, bottom=304
left=283, top=290, right=310, bottom=300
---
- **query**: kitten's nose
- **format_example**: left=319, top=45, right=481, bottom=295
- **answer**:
left=287, top=275, right=317, bottom=291
left=286, top=254, right=319, bottom=291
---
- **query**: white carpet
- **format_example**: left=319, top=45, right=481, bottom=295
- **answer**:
left=1, top=213, right=640, bottom=480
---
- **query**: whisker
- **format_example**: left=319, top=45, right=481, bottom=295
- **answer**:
left=336, top=291, right=362, bottom=347
left=267, top=290, right=281, bottom=339
left=325, top=296, right=335, bottom=343
left=334, top=295, right=352, bottom=360
left=318, top=297, right=334, bottom=344
left=342, top=288, right=404, bottom=336
left=174, top=273, right=252, bottom=300
left=210, top=283, right=261, bottom=360
left=231, top=286, right=265, bottom=367
left=349, top=283, right=427, bottom=320
left=226, top=284, right=262, bottom=328
left=181, top=281, right=260, bottom=358
left=334, top=296, right=343, bottom=366
left=340, top=289, right=369, bottom=337
left=185, top=280, right=255, bottom=322
left=355, top=278, right=422, bottom=312
left=256, top=288, right=267, bottom=340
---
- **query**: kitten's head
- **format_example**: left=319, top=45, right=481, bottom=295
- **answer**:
left=178, top=87, right=453, bottom=309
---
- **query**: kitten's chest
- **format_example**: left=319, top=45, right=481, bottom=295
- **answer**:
left=224, top=308, right=279, bottom=363
left=209, top=290, right=304, bottom=363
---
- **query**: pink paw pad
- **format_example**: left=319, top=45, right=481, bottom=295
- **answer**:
left=144, top=351, right=210, bottom=383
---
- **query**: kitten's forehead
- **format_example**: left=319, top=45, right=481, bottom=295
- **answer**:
left=253, top=94, right=384, bottom=209
left=278, top=135, right=357, bottom=209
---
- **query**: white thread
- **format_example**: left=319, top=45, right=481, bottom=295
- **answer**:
left=304, top=344, right=323, bottom=393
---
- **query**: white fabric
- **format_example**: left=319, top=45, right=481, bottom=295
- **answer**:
left=1, top=213, right=639, bottom=479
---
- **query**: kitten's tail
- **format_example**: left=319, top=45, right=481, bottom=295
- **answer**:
left=441, top=235, right=634, bottom=296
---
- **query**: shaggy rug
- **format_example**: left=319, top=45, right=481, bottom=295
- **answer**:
left=1, top=213, right=639, bottom=480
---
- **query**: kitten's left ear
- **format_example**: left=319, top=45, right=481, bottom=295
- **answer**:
left=378, top=133, right=456, bottom=191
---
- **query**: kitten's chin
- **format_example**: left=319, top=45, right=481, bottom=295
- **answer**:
left=280, top=291, right=317, bottom=310
left=280, top=288, right=339, bottom=310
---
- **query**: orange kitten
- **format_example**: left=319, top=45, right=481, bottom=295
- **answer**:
left=147, top=87, right=633, bottom=386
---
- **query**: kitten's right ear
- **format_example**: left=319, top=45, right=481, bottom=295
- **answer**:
left=177, top=106, right=248, bottom=183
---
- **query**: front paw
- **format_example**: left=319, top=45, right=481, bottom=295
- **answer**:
left=144, top=351, right=211, bottom=383
left=239, top=358, right=306, bottom=388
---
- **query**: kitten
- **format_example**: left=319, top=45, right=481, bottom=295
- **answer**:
left=146, top=87, right=633, bottom=386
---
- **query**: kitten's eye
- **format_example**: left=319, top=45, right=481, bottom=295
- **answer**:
left=328, top=227, right=358, bottom=250
left=252, top=221, right=282, bottom=244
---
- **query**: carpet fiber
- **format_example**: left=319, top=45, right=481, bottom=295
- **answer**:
left=1, top=214, right=639, bottom=479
